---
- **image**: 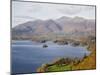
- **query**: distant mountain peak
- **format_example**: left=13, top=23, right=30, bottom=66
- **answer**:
left=60, top=16, right=71, bottom=19
left=57, top=16, right=71, bottom=20
left=33, top=19, right=44, bottom=23
left=72, top=16, right=86, bottom=22
left=73, top=16, right=85, bottom=20
left=45, top=19, right=55, bottom=22
left=12, top=16, right=95, bottom=37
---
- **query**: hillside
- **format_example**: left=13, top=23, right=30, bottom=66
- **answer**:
left=12, top=16, right=95, bottom=39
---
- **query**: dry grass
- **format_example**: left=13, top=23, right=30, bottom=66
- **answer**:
left=36, top=36, right=96, bottom=72
left=72, top=41, right=96, bottom=70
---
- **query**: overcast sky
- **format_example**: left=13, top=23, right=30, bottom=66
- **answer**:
left=12, top=1, right=95, bottom=27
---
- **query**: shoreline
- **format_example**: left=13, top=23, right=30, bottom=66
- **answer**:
left=36, top=37, right=96, bottom=72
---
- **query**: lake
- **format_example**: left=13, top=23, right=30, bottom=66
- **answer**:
left=11, top=40, right=90, bottom=74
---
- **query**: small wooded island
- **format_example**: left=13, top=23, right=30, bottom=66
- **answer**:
left=43, top=44, right=48, bottom=48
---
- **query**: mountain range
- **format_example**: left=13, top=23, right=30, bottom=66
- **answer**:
left=12, top=16, right=95, bottom=38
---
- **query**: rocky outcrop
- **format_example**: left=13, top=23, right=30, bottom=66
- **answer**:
left=43, top=44, right=48, bottom=48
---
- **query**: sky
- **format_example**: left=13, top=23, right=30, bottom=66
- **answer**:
left=12, top=1, right=95, bottom=27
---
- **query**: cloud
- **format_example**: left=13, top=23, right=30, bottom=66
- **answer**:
left=12, top=1, right=42, bottom=17
left=57, top=5, right=82, bottom=15
left=15, top=16, right=36, bottom=19
left=12, top=1, right=95, bottom=27
left=57, top=5, right=95, bottom=16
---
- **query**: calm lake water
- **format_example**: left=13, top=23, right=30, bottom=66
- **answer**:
left=11, top=40, right=90, bottom=74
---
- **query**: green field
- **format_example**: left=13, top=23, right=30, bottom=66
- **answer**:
left=47, top=64, right=72, bottom=72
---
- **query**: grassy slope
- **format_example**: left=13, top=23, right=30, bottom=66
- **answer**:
left=47, top=65, right=72, bottom=72
left=37, top=37, right=96, bottom=72
left=72, top=43, right=96, bottom=70
left=46, top=49, right=96, bottom=72
left=46, top=41, right=96, bottom=72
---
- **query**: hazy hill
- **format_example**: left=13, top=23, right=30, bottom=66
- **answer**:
left=12, top=16, right=95, bottom=38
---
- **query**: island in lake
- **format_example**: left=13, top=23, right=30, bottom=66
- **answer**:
left=12, top=1, right=96, bottom=75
